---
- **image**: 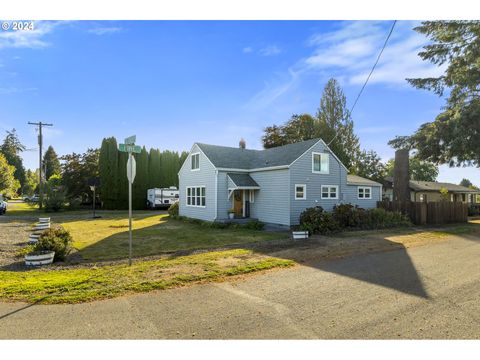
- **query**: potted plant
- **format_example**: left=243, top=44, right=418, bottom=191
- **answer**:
left=228, top=208, right=235, bottom=219
left=25, top=250, right=55, bottom=266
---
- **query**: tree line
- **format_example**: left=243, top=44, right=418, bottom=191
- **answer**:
left=99, top=137, right=188, bottom=210
left=261, top=78, right=441, bottom=184
left=0, top=130, right=188, bottom=211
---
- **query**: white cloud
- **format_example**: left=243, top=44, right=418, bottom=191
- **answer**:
left=259, top=45, right=282, bottom=56
left=0, top=87, right=37, bottom=95
left=0, top=21, right=61, bottom=50
left=247, top=21, right=445, bottom=109
left=242, top=46, right=253, bottom=53
left=88, top=27, right=122, bottom=35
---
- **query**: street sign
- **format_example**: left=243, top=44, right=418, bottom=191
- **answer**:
left=119, top=143, right=141, bottom=153
left=124, top=135, right=136, bottom=145
left=127, top=155, right=136, bottom=183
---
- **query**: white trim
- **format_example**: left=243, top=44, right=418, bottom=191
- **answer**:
left=185, top=185, right=206, bottom=208
left=190, top=152, right=200, bottom=171
left=214, top=170, right=218, bottom=220
left=294, top=184, right=306, bottom=200
left=178, top=144, right=217, bottom=175
left=288, top=138, right=349, bottom=172
left=311, top=152, right=330, bottom=174
left=242, top=189, right=246, bottom=217
left=357, top=186, right=372, bottom=199
left=321, top=185, right=339, bottom=200
left=218, top=165, right=289, bottom=173
left=227, top=186, right=260, bottom=190
left=249, top=189, right=255, bottom=203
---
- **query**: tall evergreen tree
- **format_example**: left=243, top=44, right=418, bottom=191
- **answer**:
left=116, top=150, right=129, bottom=209
left=43, top=145, right=61, bottom=180
left=98, top=137, right=119, bottom=209
left=132, top=146, right=149, bottom=209
left=316, top=79, right=360, bottom=170
left=261, top=78, right=360, bottom=170
left=148, top=148, right=162, bottom=189
left=389, top=21, right=480, bottom=166
left=0, top=129, right=26, bottom=193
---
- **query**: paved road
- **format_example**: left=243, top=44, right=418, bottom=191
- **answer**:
left=1, top=235, right=479, bottom=339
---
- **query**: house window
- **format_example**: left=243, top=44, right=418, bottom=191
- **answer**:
left=295, top=184, right=306, bottom=200
left=191, top=153, right=200, bottom=170
left=358, top=186, right=372, bottom=199
left=462, top=194, right=466, bottom=202
left=321, top=185, right=338, bottom=199
left=312, top=152, right=329, bottom=174
left=186, top=186, right=205, bottom=207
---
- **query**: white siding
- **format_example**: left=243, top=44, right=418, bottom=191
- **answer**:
left=178, top=144, right=217, bottom=221
left=289, top=141, right=348, bottom=225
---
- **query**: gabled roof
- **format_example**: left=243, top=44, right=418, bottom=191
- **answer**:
left=384, top=177, right=479, bottom=193
left=409, top=180, right=479, bottom=193
left=227, top=173, right=260, bottom=188
left=347, top=174, right=382, bottom=186
left=196, top=138, right=342, bottom=170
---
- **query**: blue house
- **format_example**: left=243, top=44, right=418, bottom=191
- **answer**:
left=178, top=138, right=382, bottom=227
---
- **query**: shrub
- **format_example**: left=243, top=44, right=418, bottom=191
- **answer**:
left=34, top=226, right=73, bottom=262
left=332, top=204, right=364, bottom=228
left=168, top=201, right=179, bottom=217
left=468, top=204, right=480, bottom=216
left=299, top=204, right=411, bottom=234
left=242, top=220, right=265, bottom=230
left=298, top=206, right=324, bottom=233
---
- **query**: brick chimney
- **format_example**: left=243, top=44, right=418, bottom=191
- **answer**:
left=239, top=138, right=246, bottom=149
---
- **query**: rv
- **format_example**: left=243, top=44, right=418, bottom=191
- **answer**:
left=147, top=187, right=179, bottom=209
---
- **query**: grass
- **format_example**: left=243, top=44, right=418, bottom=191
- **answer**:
left=62, top=213, right=284, bottom=261
left=4, top=201, right=39, bottom=216
left=0, top=249, right=294, bottom=304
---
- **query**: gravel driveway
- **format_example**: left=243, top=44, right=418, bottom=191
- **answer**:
left=0, top=220, right=32, bottom=269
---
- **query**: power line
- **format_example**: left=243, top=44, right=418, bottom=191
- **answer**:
left=327, top=20, right=397, bottom=146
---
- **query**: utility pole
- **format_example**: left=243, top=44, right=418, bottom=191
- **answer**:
left=28, top=122, right=53, bottom=209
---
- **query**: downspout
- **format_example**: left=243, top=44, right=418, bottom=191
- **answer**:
left=214, top=169, right=218, bottom=221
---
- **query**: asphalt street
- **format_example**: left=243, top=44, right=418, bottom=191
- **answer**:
left=1, top=235, right=479, bottom=339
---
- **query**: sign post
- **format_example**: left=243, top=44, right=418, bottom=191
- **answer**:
left=119, top=136, right=140, bottom=266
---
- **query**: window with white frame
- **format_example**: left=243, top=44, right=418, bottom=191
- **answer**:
left=321, top=185, right=338, bottom=199
left=186, top=186, right=205, bottom=207
left=312, top=152, right=329, bottom=174
left=358, top=186, right=372, bottom=199
left=191, top=153, right=200, bottom=170
left=295, top=184, right=306, bottom=200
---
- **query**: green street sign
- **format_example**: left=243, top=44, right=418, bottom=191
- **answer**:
left=125, top=135, right=136, bottom=145
left=119, top=143, right=141, bottom=153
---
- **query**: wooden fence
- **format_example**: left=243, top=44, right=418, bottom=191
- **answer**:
left=377, top=200, right=468, bottom=225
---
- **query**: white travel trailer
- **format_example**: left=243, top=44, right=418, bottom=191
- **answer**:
left=147, top=187, right=179, bottom=209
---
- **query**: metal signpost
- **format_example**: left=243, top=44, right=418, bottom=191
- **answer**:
left=119, top=135, right=141, bottom=266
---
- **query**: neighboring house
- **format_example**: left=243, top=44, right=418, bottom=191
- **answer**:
left=383, top=177, right=479, bottom=204
left=178, top=138, right=382, bottom=227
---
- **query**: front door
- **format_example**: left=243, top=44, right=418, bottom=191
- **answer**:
left=233, top=190, right=243, bottom=217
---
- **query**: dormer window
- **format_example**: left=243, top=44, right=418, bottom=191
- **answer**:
left=191, top=153, right=200, bottom=171
left=312, top=152, right=329, bottom=174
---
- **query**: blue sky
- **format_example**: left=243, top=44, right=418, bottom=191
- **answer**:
left=0, top=20, right=479, bottom=184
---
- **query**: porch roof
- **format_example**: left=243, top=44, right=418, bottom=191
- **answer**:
left=227, top=173, right=260, bottom=189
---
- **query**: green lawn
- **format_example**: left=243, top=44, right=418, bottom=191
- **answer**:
left=4, top=201, right=39, bottom=216
left=0, top=249, right=293, bottom=303
left=62, top=213, right=285, bottom=261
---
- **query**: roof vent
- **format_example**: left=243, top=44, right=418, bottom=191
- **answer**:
left=239, top=138, right=246, bottom=149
